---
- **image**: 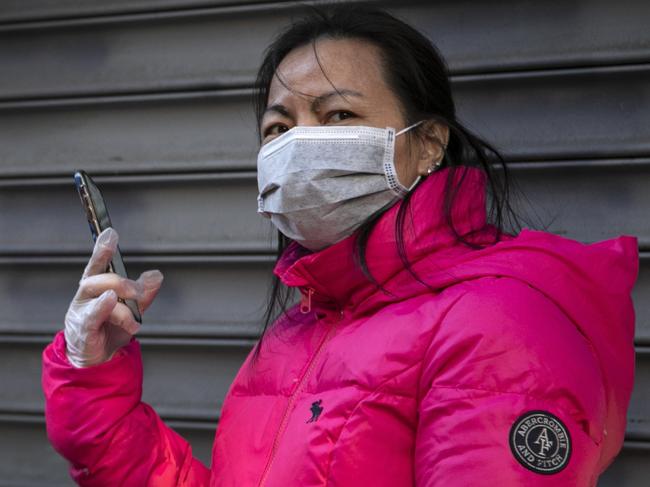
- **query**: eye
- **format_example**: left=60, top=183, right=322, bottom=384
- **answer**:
left=262, top=123, right=290, bottom=140
left=326, top=110, right=356, bottom=123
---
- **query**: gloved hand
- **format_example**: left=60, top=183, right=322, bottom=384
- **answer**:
left=64, top=227, right=164, bottom=368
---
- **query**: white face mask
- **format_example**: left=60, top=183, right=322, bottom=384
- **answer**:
left=256, top=121, right=424, bottom=251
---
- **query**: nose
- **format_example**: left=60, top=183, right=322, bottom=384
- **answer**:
left=293, top=112, right=321, bottom=127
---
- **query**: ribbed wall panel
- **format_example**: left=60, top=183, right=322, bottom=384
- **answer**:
left=0, top=0, right=646, bottom=484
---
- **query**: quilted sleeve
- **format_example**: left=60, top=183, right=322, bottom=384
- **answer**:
left=41, top=330, right=211, bottom=486
left=414, top=277, right=623, bottom=487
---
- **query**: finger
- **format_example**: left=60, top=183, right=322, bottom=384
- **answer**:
left=135, top=270, right=164, bottom=313
left=106, top=300, right=141, bottom=335
left=77, top=272, right=144, bottom=301
left=85, top=289, right=119, bottom=332
left=81, top=227, right=119, bottom=280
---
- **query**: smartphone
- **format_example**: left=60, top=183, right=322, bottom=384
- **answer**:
left=73, top=170, right=142, bottom=324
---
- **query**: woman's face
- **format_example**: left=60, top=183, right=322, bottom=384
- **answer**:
left=260, top=37, right=448, bottom=189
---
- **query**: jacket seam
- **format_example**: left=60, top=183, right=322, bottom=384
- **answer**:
left=230, top=386, right=417, bottom=399
left=428, top=382, right=563, bottom=403
left=258, top=318, right=339, bottom=487
left=425, top=383, right=601, bottom=446
left=414, top=287, right=474, bottom=403
left=418, top=277, right=605, bottom=446
left=322, top=361, right=420, bottom=486
left=500, top=276, right=609, bottom=414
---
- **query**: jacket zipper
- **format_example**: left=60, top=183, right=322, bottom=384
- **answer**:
left=299, top=287, right=314, bottom=314
left=256, top=292, right=341, bottom=487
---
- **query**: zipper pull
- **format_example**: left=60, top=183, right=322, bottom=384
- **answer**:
left=300, top=287, right=315, bottom=314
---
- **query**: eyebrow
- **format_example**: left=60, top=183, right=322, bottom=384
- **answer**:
left=263, top=89, right=364, bottom=119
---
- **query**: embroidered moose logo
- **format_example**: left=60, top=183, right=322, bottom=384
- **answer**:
left=306, top=399, right=323, bottom=423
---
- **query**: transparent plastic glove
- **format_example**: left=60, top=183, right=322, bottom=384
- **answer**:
left=64, top=227, right=164, bottom=368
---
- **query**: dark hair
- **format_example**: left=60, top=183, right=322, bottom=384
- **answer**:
left=250, top=4, right=524, bottom=363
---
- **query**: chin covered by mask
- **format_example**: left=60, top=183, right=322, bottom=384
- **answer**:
left=256, top=122, right=424, bottom=251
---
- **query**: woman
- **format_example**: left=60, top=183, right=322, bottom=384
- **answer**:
left=42, top=5, right=638, bottom=486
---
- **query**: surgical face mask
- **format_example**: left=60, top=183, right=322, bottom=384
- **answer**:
left=256, top=121, right=424, bottom=251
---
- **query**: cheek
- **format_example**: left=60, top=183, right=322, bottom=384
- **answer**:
left=392, top=137, right=419, bottom=185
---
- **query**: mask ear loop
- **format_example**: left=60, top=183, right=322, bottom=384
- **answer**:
left=395, top=120, right=425, bottom=137
left=394, top=120, right=427, bottom=191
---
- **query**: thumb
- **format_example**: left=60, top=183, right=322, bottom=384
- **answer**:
left=135, top=270, right=164, bottom=313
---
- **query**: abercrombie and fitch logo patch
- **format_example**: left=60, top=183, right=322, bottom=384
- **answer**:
left=509, top=410, right=571, bottom=475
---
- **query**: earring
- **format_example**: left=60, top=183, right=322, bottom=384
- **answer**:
left=426, top=143, right=447, bottom=175
left=426, top=158, right=443, bottom=175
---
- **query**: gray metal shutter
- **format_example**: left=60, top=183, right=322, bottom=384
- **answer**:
left=0, top=1, right=647, bottom=485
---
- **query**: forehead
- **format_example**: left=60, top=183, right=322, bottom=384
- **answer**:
left=267, top=37, right=391, bottom=107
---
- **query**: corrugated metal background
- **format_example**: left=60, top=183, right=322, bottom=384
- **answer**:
left=0, top=1, right=648, bottom=484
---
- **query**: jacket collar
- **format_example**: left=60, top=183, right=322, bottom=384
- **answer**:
left=272, top=166, right=495, bottom=315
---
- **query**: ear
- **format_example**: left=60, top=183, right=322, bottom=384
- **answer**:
left=416, top=120, right=450, bottom=176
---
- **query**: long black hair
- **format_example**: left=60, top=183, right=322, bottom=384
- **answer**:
left=250, top=4, right=525, bottom=363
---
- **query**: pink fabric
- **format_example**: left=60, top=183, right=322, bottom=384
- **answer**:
left=42, top=166, right=638, bottom=486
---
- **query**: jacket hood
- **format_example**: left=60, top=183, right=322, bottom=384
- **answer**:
left=273, top=165, right=639, bottom=466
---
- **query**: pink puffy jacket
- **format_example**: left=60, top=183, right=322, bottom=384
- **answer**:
left=42, top=166, right=638, bottom=486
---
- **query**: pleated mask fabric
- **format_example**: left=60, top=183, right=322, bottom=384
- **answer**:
left=256, top=123, right=422, bottom=251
